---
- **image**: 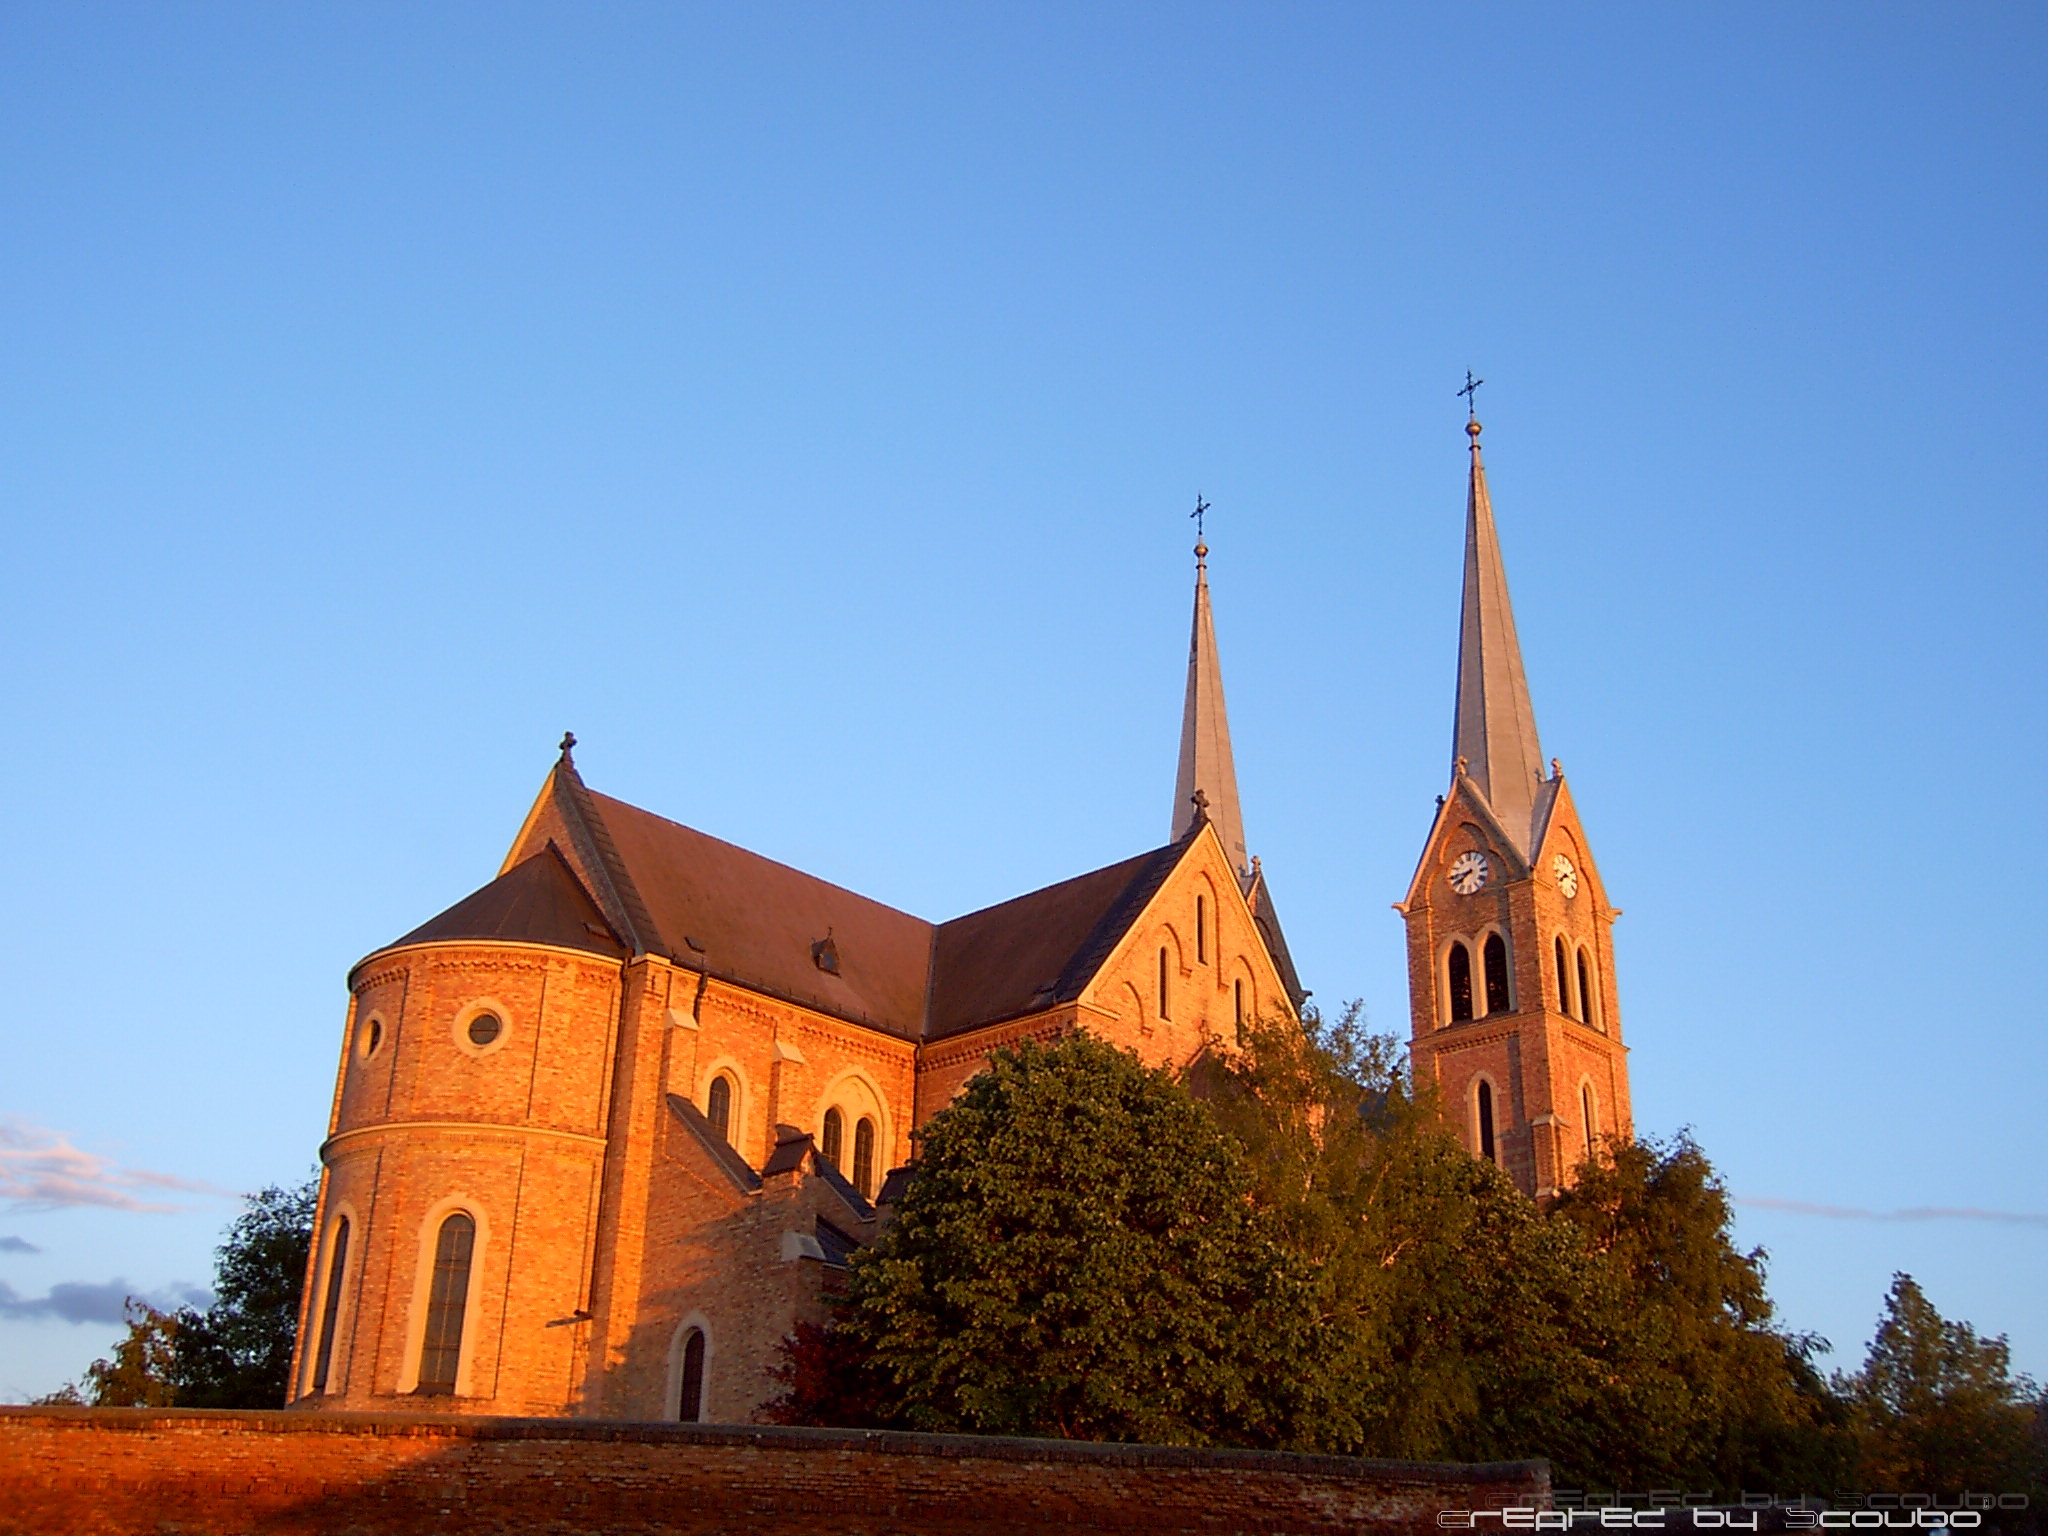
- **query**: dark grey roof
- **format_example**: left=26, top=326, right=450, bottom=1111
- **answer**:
left=387, top=844, right=625, bottom=959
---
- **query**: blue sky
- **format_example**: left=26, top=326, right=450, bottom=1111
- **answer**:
left=1, top=3, right=2042, bottom=1401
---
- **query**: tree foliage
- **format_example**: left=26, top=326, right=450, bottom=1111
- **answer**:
left=818, top=1033, right=1316, bottom=1446
left=1841, top=1273, right=2041, bottom=1497
left=50, top=1176, right=317, bottom=1409
left=767, top=1015, right=2042, bottom=1497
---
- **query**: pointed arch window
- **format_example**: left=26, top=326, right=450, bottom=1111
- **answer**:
left=821, top=1107, right=844, bottom=1171
left=1196, top=896, right=1207, bottom=963
left=1233, top=978, right=1245, bottom=1028
left=677, top=1327, right=706, bottom=1423
left=1581, top=1083, right=1597, bottom=1158
left=852, top=1117, right=877, bottom=1199
left=1157, top=948, right=1171, bottom=1019
left=1447, top=942, right=1474, bottom=1023
left=1482, top=933, right=1512, bottom=1015
left=706, top=1075, right=733, bottom=1142
left=1554, top=936, right=1573, bottom=1017
left=416, top=1213, right=474, bottom=1395
left=1577, top=948, right=1597, bottom=1029
left=310, top=1216, right=350, bottom=1393
left=1476, top=1081, right=1497, bottom=1164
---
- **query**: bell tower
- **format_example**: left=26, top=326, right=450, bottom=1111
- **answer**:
left=1397, top=406, right=1633, bottom=1198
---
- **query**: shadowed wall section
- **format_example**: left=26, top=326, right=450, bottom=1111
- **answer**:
left=0, top=1407, right=1547, bottom=1535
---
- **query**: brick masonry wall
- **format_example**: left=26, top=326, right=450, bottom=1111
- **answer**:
left=0, top=1408, right=1549, bottom=1536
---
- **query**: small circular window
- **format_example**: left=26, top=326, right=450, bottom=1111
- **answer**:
left=356, top=1016, right=384, bottom=1059
left=467, top=1012, right=502, bottom=1047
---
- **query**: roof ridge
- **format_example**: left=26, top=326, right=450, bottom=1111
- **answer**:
left=559, top=766, right=666, bottom=957
left=589, top=791, right=933, bottom=927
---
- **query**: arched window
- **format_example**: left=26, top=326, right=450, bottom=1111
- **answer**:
left=310, top=1216, right=350, bottom=1393
left=1482, top=933, right=1512, bottom=1014
left=1447, top=941, right=1474, bottom=1022
left=852, top=1117, right=876, bottom=1198
left=1577, top=948, right=1597, bottom=1028
left=677, top=1327, right=706, bottom=1422
left=417, top=1212, right=474, bottom=1395
left=1554, top=936, right=1573, bottom=1017
left=1476, top=1081, right=1497, bottom=1164
left=820, top=1107, right=844, bottom=1170
left=1233, top=978, right=1245, bottom=1028
left=1581, top=1082, right=1597, bottom=1158
left=1157, top=948, right=1170, bottom=1019
left=706, top=1075, right=733, bottom=1142
left=1196, top=896, right=1207, bottom=963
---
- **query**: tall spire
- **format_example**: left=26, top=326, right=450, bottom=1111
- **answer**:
left=1172, top=530, right=1250, bottom=880
left=1453, top=411, right=1546, bottom=854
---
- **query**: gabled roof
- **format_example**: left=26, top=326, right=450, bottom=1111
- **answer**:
left=591, top=791, right=932, bottom=1040
left=927, top=838, right=1189, bottom=1041
left=375, top=751, right=1304, bottom=1044
left=386, top=843, right=626, bottom=959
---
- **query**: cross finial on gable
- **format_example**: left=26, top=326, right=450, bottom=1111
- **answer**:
left=1189, top=787, right=1211, bottom=826
left=559, top=731, right=577, bottom=759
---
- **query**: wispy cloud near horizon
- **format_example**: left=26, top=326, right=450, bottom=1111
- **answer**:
left=0, top=1120, right=232, bottom=1213
left=1739, top=1196, right=2048, bottom=1229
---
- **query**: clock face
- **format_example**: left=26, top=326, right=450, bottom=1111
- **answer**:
left=1553, top=854, right=1579, bottom=899
left=1448, top=850, right=1490, bottom=896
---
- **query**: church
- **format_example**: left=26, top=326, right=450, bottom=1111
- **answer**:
left=285, top=412, right=1634, bottom=1423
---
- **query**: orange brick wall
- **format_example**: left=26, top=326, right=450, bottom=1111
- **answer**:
left=0, top=1408, right=1551, bottom=1536
left=1402, top=778, right=1633, bottom=1199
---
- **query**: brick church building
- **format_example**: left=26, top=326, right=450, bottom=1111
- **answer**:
left=287, top=414, right=1633, bottom=1423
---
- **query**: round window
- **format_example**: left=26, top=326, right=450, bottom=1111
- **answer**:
left=467, top=1012, right=502, bottom=1047
left=357, top=1017, right=384, bottom=1059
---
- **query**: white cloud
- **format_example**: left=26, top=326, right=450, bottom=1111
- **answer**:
left=0, top=1120, right=231, bottom=1213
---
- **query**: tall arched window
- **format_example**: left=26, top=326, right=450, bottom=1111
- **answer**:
left=1554, top=936, right=1573, bottom=1017
left=678, top=1326, right=706, bottom=1423
left=1476, top=1081, right=1497, bottom=1164
left=852, top=1116, right=876, bottom=1198
left=1447, top=941, right=1474, bottom=1022
left=1581, top=1082, right=1597, bottom=1158
left=706, top=1075, right=733, bottom=1142
left=1577, top=948, right=1597, bottom=1029
left=1482, top=933, right=1512, bottom=1014
left=311, top=1216, right=350, bottom=1393
left=820, top=1107, right=844, bottom=1170
left=1196, top=896, right=1207, bottom=963
left=417, top=1212, right=474, bottom=1395
left=1233, top=978, right=1245, bottom=1028
left=1157, top=948, right=1171, bottom=1019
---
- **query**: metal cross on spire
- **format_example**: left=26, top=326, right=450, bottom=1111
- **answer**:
left=1191, top=493, right=1210, bottom=543
left=1458, top=370, right=1485, bottom=422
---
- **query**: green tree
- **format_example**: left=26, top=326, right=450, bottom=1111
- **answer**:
left=46, top=1176, right=317, bottom=1409
left=1546, top=1135, right=1855, bottom=1492
left=79, top=1301, right=183, bottom=1407
left=836, top=1032, right=1316, bottom=1447
left=1842, top=1273, right=2041, bottom=1498
left=167, top=1178, right=319, bottom=1407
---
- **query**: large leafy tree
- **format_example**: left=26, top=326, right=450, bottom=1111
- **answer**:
left=167, top=1179, right=320, bottom=1408
left=1841, top=1273, right=2041, bottom=1498
left=48, top=1176, right=318, bottom=1409
left=833, top=1032, right=1317, bottom=1447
